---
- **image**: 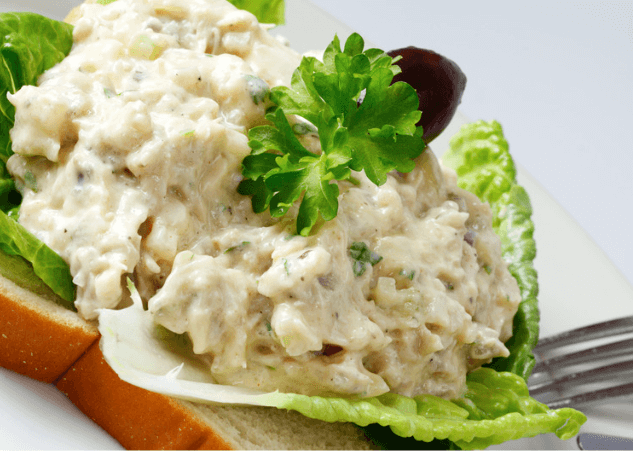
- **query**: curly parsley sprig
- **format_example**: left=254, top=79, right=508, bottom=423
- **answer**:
left=238, top=33, right=425, bottom=236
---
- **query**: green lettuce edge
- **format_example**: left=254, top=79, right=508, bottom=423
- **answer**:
left=0, top=210, right=75, bottom=307
left=443, top=119, right=539, bottom=380
left=270, top=368, right=586, bottom=450
left=0, top=12, right=75, bottom=306
left=0, top=11, right=74, bottom=209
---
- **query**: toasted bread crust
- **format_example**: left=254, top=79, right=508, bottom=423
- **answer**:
left=0, top=272, right=233, bottom=449
left=56, top=341, right=234, bottom=450
left=0, top=276, right=99, bottom=383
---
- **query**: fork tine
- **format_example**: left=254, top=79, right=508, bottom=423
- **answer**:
left=534, top=315, right=633, bottom=351
left=529, top=315, right=633, bottom=409
left=546, top=381, right=633, bottom=410
left=529, top=358, right=633, bottom=395
left=532, top=337, right=633, bottom=374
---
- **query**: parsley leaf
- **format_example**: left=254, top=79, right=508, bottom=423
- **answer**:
left=238, top=33, right=425, bottom=235
left=349, top=241, right=383, bottom=276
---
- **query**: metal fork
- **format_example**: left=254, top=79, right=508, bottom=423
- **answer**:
left=527, top=315, right=633, bottom=409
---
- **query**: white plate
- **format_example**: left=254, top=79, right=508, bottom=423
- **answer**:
left=1, top=0, right=632, bottom=449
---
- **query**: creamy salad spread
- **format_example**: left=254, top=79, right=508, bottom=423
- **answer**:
left=7, top=0, right=520, bottom=399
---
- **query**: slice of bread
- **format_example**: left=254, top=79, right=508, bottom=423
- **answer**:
left=0, top=274, right=99, bottom=383
left=0, top=272, right=378, bottom=449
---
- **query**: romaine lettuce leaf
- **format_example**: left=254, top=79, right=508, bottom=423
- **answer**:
left=0, top=12, right=74, bottom=212
left=0, top=12, right=75, bottom=306
left=0, top=210, right=75, bottom=307
left=443, top=120, right=539, bottom=380
left=0, top=242, right=71, bottom=307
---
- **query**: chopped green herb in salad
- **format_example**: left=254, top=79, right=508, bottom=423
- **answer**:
left=349, top=241, right=383, bottom=277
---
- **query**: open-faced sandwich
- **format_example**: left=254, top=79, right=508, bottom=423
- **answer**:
left=0, top=0, right=585, bottom=449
